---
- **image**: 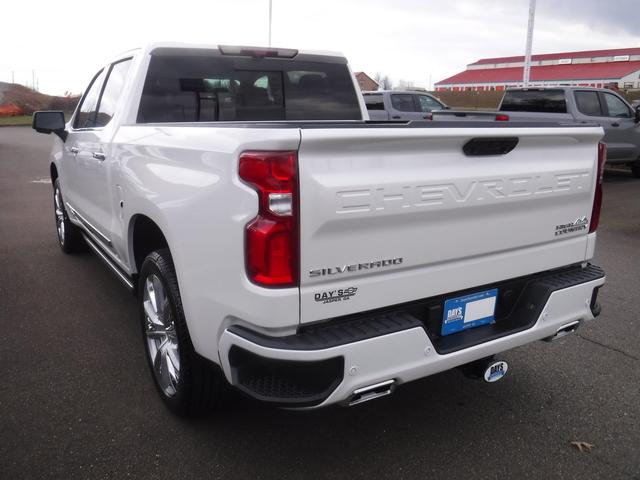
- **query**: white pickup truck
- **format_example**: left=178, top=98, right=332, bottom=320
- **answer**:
left=33, top=43, right=606, bottom=416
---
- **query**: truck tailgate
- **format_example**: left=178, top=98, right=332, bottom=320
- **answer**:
left=297, top=125, right=603, bottom=324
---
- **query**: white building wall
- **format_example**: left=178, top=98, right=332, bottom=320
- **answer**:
left=620, top=70, right=640, bottom=88
left=466, top=52, right=640, bottom=71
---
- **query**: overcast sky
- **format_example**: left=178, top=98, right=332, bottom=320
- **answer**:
left=2, top=0, right=639, bottom=95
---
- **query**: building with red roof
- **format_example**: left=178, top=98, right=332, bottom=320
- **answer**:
left=435, top=47, right=640, bottom=91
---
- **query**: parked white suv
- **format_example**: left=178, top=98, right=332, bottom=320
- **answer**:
left=33, top=43, right=606, bottom=416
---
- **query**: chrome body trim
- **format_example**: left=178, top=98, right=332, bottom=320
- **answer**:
left=83, top=234, right=134, bottom=291
left=66, top=203, right=112, bottom=247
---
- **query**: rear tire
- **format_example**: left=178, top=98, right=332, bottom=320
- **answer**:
left=631, top=160, right=640, bottom=178
left=139, top=249, right=222, bottom=416
left=53, top=178, right=85, bottom=253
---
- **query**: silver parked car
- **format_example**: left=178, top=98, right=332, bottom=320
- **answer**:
left=431, top=87, right=640, bottom=177
left=498, top=88, right=640, bottom=176
left=363, top=90, right=448, bottom=121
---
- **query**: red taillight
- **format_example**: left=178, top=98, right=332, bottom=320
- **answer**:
left=239, top=151, right=298, bottom=287
left=495, top=114, right=510, bottom=121
left=589, top=142, right=606, bottom=233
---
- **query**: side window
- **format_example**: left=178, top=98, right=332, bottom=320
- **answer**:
left=602, top=93, right=632, bottom=118
left=391, top=94, right=418, bottom=112
left=574, top=91, right=603, bottom=117
left=95, top=59, right=133, bottom=128
left=74, top=69, right=107, bottom=129
left=364, top=94, right=385, bottom=111
left=417, top=95, right=443, bottom=112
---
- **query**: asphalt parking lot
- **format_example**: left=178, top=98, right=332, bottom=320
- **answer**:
left=1, top=126, right=639, bottom=480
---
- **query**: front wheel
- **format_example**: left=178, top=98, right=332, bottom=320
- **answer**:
left=139, top=249, right=222, bottom=416
left=53, top=178, right=85, bottom=253
left=631, top=160, right=640, bottom=178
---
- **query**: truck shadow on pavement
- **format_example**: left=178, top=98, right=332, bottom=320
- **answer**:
left=62, top=237, right=622, bottom=479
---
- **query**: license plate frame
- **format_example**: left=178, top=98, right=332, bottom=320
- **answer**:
left=441, top=288, right=498, bottom=336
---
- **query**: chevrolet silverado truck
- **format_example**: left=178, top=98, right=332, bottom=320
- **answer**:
left=433, top=87, right=640, bottom=177
left=32, top=43, right=606, bottom=416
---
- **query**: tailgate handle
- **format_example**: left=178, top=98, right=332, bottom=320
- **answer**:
left=463, top=137, right=519, bottom=156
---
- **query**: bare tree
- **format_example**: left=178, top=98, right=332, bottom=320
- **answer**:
left=397, top=79, right=415, bottom=90
left=374, top=72, right=393, bottom=90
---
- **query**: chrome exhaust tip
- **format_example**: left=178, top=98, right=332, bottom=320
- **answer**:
left=544, top=320, right=581, bottom=342
left=348, top=379, right=396, bottom=406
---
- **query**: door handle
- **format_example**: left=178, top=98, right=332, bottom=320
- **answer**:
left=92, top=152, right=106, bottom=161
left=70, top=147, right=79, bottom=154
left=392, top=115, right=401, bottom=119
left=611, top=122, right=620, bottom=127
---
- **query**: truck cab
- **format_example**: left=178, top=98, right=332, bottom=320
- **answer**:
left=363, top=90, right=448, bottom=121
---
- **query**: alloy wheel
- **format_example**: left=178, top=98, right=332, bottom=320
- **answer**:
left=54, top=186, right=65, bottom=245
left=143, top=274, right=181, bottom=397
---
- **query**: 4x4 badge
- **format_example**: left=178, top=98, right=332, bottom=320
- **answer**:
left=555, top=217, right=588, bottom=236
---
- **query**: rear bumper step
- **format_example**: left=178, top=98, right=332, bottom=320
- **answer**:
left=219, top=264, right=605, bottom=408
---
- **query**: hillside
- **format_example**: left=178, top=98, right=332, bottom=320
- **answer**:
left=0, top=81, right=11, bottom=103
left=0, top=82, right=79, bottom=116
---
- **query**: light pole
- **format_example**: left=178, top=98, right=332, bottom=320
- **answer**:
left=523, top=0, right=537, bottom=87
left=268, top=0, right=272, bottom=47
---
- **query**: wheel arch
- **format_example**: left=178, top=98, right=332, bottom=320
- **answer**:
left=129, top=213, right=171, bottom=275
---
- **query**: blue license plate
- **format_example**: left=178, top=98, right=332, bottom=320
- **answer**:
left=441, top=288, right=498, bottom=336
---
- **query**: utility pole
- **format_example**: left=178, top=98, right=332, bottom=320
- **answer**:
left=11, top=70, right=14, bottom=84
left=268, top=0, right=272, bottom=47
left=32, top=69, right=36, bottom=90
left=523, top=0, right=537, bottom=87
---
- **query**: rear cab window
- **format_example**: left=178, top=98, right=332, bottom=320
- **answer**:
left=500, top=89, right=567, bottom=113
left=363, top=94, right=385, bottom=111
left=137, top=51, right=361, bottom=122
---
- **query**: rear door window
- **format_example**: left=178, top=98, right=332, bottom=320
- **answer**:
left=137, top=54, right=361, bottom=122
left=500, top=90, right=567, bottom=113
left=391, top=94, right=418, bottom=112
left=74, top=69, right=108, bottom=129
left=574, top=91, right=603, bottom=116
left=95, top=59, right=132, bottom=127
